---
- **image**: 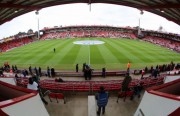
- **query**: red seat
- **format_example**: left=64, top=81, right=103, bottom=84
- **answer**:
left=48, top=92, right=66, bottom=104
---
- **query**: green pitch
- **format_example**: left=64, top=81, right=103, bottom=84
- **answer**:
left=0, top=38, right=179, bottom=70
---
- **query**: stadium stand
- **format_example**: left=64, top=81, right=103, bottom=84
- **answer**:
left=1, top=25, right=179, bottom=53
left=0, top=37, right=33, bottom=52
left=143, top=36, right=180, bottom=52
left=38, top=25, right=180, bottom=53
left=16, top=75, right=166, bottom=94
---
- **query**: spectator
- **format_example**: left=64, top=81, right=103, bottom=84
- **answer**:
left=22, top=69, right=26, bottom=77
left=25, top=69, right=28, bottom=75
left=82, top=63, right=86, bottom=72
left=127, top=61, right=131, bottom=73
left=27, top=77, right=38, bottom=90
left=51, top=67, right=55, bottom=77
left=32, top=73, right=40, bottom=84
left=14, top=65, right=18, bottom=71
left=141, top=69, right=145, bottom=79
left=145, top=66, right=148, bottom=73
left=154, top=69, right=158, bottom=78
left=122, top=73, right=132, bottom=92
left=96, top=86, right=109, bottom=116
left=34, top=67, right=38, bottom=76
left=0, top=67, right=4, bottom=77
left=29, top=65, right=32, bottom=74
left=102, top=67, right=106, bottom=78
left=27, top=77, right=48, bottom=105
left=38, top=67, right=42, bottom=77
left=55, top=77, right=64, bottom=82
left=12, top=65, right=15, bottom=72
left=47, top=66, right=50, bottom=77
left=87, top=66, right=92, bottom=80
left=15, top=73, right=19, bottom=79
left=76, top=64, right=79, bottom=72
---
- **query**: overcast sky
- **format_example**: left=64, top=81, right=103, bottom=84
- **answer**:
left=0, top=3, right=180, bottom=39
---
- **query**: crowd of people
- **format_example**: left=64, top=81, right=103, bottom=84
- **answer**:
left=46, top=66, right=55, bottom=77
left=0, top=62, right=18, bottom=77
left=41, top=30, right=136, bottom=40
left=82, top=63, right=93, bottom=80
left=0, top=37, right=33, bottom=52
left=143, top=36, right=180, bottom=52
left=134, top=62, right=180, bottom=79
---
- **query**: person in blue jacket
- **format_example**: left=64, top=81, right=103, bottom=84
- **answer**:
left=96, top=86, right=109, bottom=116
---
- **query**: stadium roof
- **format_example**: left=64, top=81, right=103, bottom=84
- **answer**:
left=0, top=0, right=180, bottom=25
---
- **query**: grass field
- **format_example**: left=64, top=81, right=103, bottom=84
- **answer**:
left=0, top=38, right=179, bottom=70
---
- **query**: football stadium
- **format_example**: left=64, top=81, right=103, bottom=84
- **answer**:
left=0, top=1, right=180, bottom=116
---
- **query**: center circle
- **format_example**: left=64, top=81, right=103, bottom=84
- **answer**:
left=73, top=40, right=105, bottom=45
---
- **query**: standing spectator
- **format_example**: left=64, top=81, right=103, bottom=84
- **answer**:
left=15, top=65, right=18, bottom=71
left=122, top=73, right=132, bottom=92
left=150, top=66, right=153, bottom=74
left=87, top=66, right=92, bottom=80
left=29, top=65, right=32, bottom=74
left=102, top=67, right=106, bottom=78
left=34, top=67, right=38, bottom=76
left=12, top=65, right=15, bottom=72
left=51, top=67, right=55, bottom=77
left=15, top=73, right=19, bottom=79
left=76, top=64, right=79, bottom=72
left=154, top=69, right=158, bottom=78
left=96, top=86, right=109, bottom=116
left=22, top=69, right=26, bottom=77
left=145, top=66, right=148, bottom=73
left=121, top=72, right=132, bottom=101
left=7, top=62, right=10, bottom=70
left=127, top=61, right=131, bottom=73
left=47, top=66, right=50, bottom=77
left=0, top=67, right=4, bottom=77
left=25, top=69, right=28, bottom=75
left=38, top=67, right=42, bottom=77
left=141, top=69, right=145, bottom=79
left=84, top=67, right=88, bottom=80
left=82, top=63, right=86, bottom=72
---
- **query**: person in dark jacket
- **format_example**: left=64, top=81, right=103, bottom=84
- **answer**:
left=76, top=64, right=79, bottom=72
left=14, top=65, right=18, bottom=71
left=96, top=86, right=109, bottom=116
left=102, top=68, right=106, bottom=78
left=51, top=67, right=55, bottom=77
left=122, top=73, right=132, bottom=92
left=38, top=67, right=41, bottom=77
left=34, top=67, right=39, bottom=76
left=47, top=66, right=50, bottom=77
left=29, top=65, right=32, bottom=74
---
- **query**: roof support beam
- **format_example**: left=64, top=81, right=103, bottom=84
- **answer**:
left=0, top=3, right=41, bottom=10
left=139, top=4, right=180, bottom=10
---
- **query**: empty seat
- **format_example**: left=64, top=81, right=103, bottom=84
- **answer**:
left=48, top=92, right=66, bottom=104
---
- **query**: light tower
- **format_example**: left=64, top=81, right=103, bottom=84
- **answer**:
left=138, top=10, right=143, bottom=36
left=35, top=10, right=40, bottom=40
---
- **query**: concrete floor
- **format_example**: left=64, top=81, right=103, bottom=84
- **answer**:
left=42, top=74, right=145, bottom=116
left=44, top=92, right=143, bottom=116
